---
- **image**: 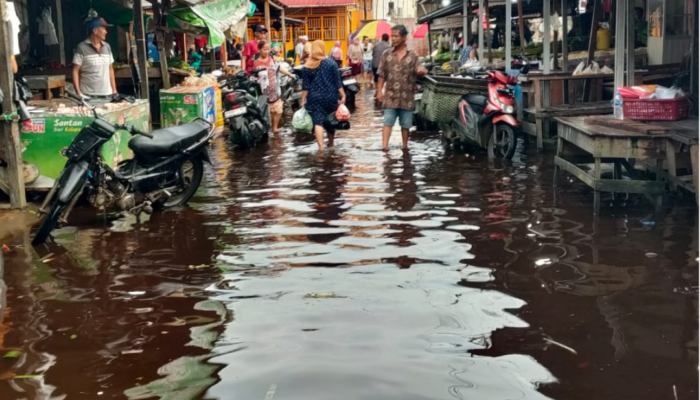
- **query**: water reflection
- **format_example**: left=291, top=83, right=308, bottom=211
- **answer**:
left=0, top=89, right=696, bottom=400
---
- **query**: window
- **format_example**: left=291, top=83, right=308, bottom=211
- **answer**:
left=648, top=0, right=663, bottom=37
left=307, top=17, right=322, bottom=40
left=323, top=16, right=339, bottom=40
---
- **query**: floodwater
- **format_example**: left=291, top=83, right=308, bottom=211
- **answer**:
left=0, top=90, right=697, bottom=400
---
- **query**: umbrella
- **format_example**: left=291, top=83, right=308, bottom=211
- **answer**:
left=413, top=23, right=428, bottom=38
left=350, top=20, right=394, bottom=40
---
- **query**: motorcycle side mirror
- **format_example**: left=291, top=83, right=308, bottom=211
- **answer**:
left=521, top=64, right=530, bottom=74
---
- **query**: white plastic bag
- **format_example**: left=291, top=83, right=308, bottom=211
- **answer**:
left=572, top=61, right=586, bottom=76
left=654, top=86, right=684, bottom=99
left=292, top=107, right=313, bottom=133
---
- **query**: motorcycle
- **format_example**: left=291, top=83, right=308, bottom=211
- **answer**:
left=442, top=69, right=521, bottom=160
left=278, top=60, right=302, bottom=107
left=221, top=69, right=270, bottom=150
left=339, top=66, right=359, bottom=107
left=32, top=92, right=215, bottom=245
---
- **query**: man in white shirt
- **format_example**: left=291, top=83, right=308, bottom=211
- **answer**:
left=295, top=35, right=308, bottom=65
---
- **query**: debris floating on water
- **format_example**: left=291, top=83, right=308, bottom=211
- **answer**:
left=304, top=292, right=345, bottom=299
left=543, top=337, right=578, bottom=355
left=645, top=252, right=658, bottom=258
left=265, top=384, right=277, bottom=400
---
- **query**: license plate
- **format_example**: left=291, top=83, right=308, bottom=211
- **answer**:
left=224, top=107, right=247, bottom=118
left=414, top=93, right=423, bottom=101
left=343, top=79, right=357, bottom=86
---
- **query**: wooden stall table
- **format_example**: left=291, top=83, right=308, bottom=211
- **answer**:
left=520, top=72, right=610, bottom=151
left=25, top=75, right=65, bottom=100
left=652, top=118, right=698, bottom=202
left=553, top=116, right=672, bottom=214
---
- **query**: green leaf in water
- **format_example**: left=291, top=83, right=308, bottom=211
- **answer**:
left=13, top=375, right=43, bottom=379
left=70, top=334, right=77, bottom=340
left=3, top=350, right=21, bottom=358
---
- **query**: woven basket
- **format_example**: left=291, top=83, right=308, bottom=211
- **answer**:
left=419, top=76, right=488, bottom=123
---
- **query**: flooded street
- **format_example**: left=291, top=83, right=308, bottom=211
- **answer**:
left=1, top=90, right=698, bottom=400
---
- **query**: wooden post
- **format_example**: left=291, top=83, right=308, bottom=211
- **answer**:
left=517, top=0, right=525, bottom=54
left=625, top=0, right=635, bottom=86
left=505, top=0, right=511, bottom=68
left=134, top=0, right=150, bottom=100
left=463, top=0, right=469, bottom=48
left=156, top=29, right=171, bottom=89
left=561, top=0, right=568, bottom=71
left=210, top=46, right=216, bottom=72
left=613, top=0, right=626, bottom=92
left=264, top=0, right=272, bottom=42
left=543, top=0, right=550, bottom=73
left=478, top=0, right=484, bottom=62
left=281, top=9, right=287, bottom=57
left=485, top=0, right=491, bottom=63
left=0, top=0, right=26, bottom=208
left=427, top=22, right=433, bottom=58
left=55, top=0, right=66, bottom=66
left=586, top=0, right=601, bottom=65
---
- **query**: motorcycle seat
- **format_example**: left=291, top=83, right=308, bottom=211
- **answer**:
left=129, top=121, right=208, bottom=157
left=464, top=94, right=488, bottom=107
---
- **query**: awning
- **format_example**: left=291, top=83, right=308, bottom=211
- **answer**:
left=167, top=0, right=250, bottom=46
left=278, top=0, right=356, bottom=7
left=417, top=2, right=462, bottom=24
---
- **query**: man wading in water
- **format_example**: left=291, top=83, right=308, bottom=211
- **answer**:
left=376, top=25, right=427, bottom=151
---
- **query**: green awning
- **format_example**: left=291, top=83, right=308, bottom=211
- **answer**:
left=173, top=0, right=250, bottom=46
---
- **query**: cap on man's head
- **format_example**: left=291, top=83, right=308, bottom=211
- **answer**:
left=87, top=17, right=112, bottom=30
left=254, top=25, right=268, bottom=33
left=299, top=35, right=309, bottom=41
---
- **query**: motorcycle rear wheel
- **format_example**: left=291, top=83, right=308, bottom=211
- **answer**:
left=32, top=200, right=67, bottom=245
left=163, top=157, right=204, bottom=207
left=487, top=124, right=517, bottom=160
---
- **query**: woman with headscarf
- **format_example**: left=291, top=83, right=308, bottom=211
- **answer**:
left=301, top=40, right=346, bottom=151
left=329, top=41, right=343, bottom=68
left=347, top=37, right=363, bottom=77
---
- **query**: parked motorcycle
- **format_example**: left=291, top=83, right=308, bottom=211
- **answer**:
left=278, top=60, right=302, bottom=107
left=221, top=69, right=270, bottom=150
left=32, top=92, right=215, bottom=245
left=442, top=69, right=521, bottom=160
left=339, top=66, right=359, bottom=107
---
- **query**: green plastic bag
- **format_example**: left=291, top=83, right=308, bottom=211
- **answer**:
left=292, top=107, right=313, bottom=133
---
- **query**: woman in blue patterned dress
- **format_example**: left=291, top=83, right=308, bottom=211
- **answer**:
left=301, top=40, right=346, bottom=151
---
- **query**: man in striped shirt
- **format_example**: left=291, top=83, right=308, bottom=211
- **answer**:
left=72, top=17, right=117, bottom=97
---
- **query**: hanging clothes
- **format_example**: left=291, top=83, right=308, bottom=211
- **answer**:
left=37, top=6, right=59, bottom=46
left=5, top=2, right=21, bottom=55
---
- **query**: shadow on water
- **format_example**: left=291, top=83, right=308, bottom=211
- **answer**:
left=0, top=89, right=697, bottom=400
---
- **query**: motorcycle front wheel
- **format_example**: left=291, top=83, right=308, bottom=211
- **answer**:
left=487, top=124, right=517, bottom=160
left=163, top=157, right=204, bottom=207
left=32, top=200, right=67, bottom=245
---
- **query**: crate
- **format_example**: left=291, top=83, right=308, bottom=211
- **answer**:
left=623, top=96, right=690, bottom=121
left=420, top=76, right=488, bottom=123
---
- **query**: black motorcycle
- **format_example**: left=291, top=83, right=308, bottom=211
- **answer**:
left=222, top=69, right=270, bottom=149
left=339, top=66, right=359, bottom=107
left=32, top=92, right=215, bottom=245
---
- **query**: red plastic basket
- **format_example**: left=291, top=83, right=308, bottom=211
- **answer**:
left=622, top=96, right=690, bottom=121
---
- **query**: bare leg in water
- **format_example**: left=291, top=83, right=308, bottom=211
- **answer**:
left=271, top=112, right=283, bottom=134
left=314, top=125, right=325, bottom=151
left=382, top=126, right=410, bottom=151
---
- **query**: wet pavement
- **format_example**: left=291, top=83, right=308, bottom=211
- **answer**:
left=0, top=89, right=698, bottom=400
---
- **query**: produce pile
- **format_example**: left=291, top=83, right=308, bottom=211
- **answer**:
left=181, top=74, right=219, bottom=87
left=167, top=57, right=190, bottom=71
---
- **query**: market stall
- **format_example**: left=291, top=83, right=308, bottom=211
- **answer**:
left=17, top=99, right=150, bottom=190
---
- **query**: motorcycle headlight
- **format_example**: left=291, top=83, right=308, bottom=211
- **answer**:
left=504, top=104, right=515, bottom=114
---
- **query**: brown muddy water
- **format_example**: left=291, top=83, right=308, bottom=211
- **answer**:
left=0, top=90, right=697, bottom=400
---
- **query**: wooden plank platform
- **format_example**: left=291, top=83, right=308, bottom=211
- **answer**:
left=583, top=115, right=670, bottom=135
left=554, top=116, right=673, bottom=213
left=525, top=101, right=613, bottom=118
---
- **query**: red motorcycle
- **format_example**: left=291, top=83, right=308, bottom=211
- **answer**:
left=443, top=69, right=521, bottom=160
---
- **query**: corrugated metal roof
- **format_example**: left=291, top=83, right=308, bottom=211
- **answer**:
left=278, top=0, right=356, bottom=7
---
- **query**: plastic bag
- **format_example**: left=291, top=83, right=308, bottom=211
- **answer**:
left=601, top=65, right=614, bottom=74
left=618, top=85, right=657, bottom=99
left=336, top=104, right=351, bottom=121
left=292, top=107, right=313, bottom=133
left=581, top=61, right=600, bottom=75
left=572, top=61, right=586, bottom=76
left=654, top=86, right=684, bottom=99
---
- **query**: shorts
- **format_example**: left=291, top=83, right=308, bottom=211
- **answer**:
left=269, top=99, right=283, bottom=115
left=383, top=108, right=413, bottom=129
left=363, top=59, right=372, bottom=72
